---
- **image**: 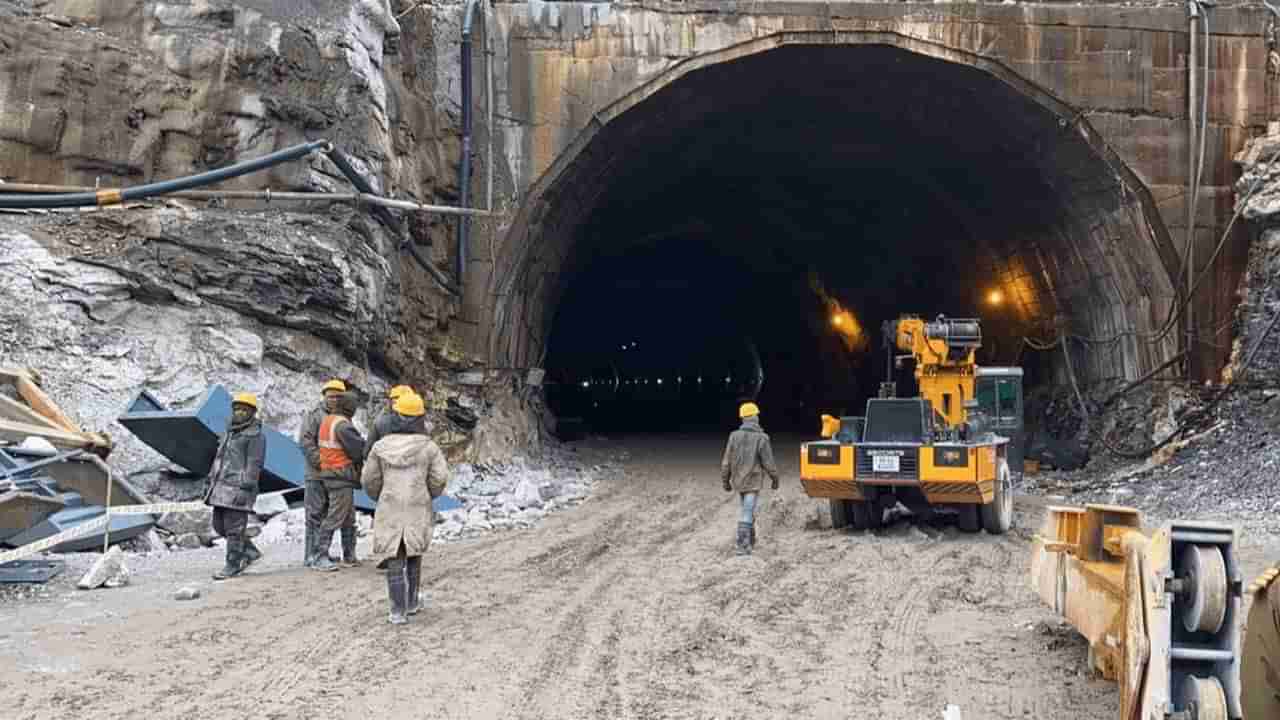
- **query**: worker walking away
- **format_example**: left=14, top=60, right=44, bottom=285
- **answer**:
left=301, top=379, right=346, bottom=567
left=312, top=392, right=365, bottom=571
left=362, top=392, right=449, bottom=624
left=721, top=402, right=780, bottom=557
left=205, top=393, right=267, bottom=580
left=364, top=385, right=413, bottom=463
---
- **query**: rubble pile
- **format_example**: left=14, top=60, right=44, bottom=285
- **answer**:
left=1028, top=132, right=1280, bottom=526
left=433, top=448, right=616, bottom=542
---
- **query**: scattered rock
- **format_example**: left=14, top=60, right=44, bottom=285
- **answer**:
left=175, top=533, right=203, bottom=549
left=157, top=509, right=213, bottom=537
left=174, top=586, right=201, bottom=601
left=253, top=492, right=289, bottom=518
left=513, top=478, right=543, bottom=509
left=77, top=546, right=130, bottom=589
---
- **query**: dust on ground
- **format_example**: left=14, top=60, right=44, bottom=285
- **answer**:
left=3, top=434, right=1276, bottom=720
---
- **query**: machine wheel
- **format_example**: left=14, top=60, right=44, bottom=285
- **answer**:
left=830, top=499, right=851, bottom=530
left=956, top=504, right=981, bottom=533
left=850, top=501, right=881, bottom=531
left=1242, top=567, right=1280, bottom=720
left=1180, top=545, right=1228, bottom=635
left=1176, top=675, right=1228, bottom=720
left=980, top=458, right=1014, bottom=534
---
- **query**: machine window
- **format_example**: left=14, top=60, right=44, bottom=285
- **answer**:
left=997, top=379, right=1018, bottom=421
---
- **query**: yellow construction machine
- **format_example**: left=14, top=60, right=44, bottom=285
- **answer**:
left=800, top=315, right=1022, bottom=533
left=1031, top=503, right=1280, bottom=720
left=1242, top=562, right=1280, bottom=720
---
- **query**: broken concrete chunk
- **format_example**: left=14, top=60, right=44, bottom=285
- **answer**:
left=77, top=546, right=129, bottom=590
left=512, top=478, right=543, bottom=509
left=175, top=532, right=202, bottom=549
left=174, top=586, right=201, bottom=601
left=157, top=508, right=212, bottom=536
left=252, top=492, right=289, bottom=518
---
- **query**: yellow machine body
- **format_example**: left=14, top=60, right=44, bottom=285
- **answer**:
left=1030, top=504, right=1243, bottom=720
left=890, top=316, right=977, bottom=427
left=801, top=315, right=1018, bottom=534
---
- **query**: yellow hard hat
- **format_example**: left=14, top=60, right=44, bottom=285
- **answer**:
left=322, top=379, right=346, bottom=393
left=388, top=384, right=413, bottom=400
left=232, top=392, right=259, bottom=410
left=393, top=392, right=426, bottom=417
left=739, top=402, right=760, bottom=419
left=820, top=414, right=840, bottom=439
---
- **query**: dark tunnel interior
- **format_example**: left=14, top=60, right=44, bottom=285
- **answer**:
left=537, top=44, right=1145, bottom=435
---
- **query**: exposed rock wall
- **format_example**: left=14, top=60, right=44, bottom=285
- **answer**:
left=0, top=0, right=552, bottom=476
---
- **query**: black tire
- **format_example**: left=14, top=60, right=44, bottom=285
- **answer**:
left=981, top=458, right=1014, bottom=534
left=852, top=500, right=882, bottom=531
left=956, top=504, right=981, bottom=533
left=830, top=499, right=851, bottom=530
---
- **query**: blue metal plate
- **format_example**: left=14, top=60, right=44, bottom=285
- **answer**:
left=118, top=385, right=304, bottom=493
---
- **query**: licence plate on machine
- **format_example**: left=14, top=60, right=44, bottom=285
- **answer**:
left=872, top=454, right=900, bottom=473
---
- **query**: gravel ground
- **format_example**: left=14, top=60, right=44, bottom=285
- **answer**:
left=0, top=434, right=1158, bottom=720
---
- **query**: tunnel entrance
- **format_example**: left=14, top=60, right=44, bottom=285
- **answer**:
left=493, top=41, right=1181, bottom=435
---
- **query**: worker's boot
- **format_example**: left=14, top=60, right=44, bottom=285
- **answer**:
left=310, top=530, right=339, bottom=572
left=243, top=538, right=262, bottom=567
left=340, top=527, right=360, bottom=568
left=303, top=520, right=314, bottom=567
left=406, top=556, right=423, bottom=616
left=386, top=566, right=408, bottom=625
left=213, top=537, right=245, bottom=580
left=736, top=522, right=752, bottom=556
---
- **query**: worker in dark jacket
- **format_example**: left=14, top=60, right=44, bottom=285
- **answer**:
left=363, top=385, right=412, bottom=463
left=205, top=393, right=268, bottom=580
left=301, top=379, right=346, bottom=567
left=312, top=391, right=365, bottom=572
left=720, top=402, right=780, bottom=556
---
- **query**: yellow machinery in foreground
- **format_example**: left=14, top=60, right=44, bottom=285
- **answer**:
left=1031, top=504, right=1247, bottom=719
left=800, top=315, right=1022, bottom=533
left=1242, top=560, right=1280, bottom=720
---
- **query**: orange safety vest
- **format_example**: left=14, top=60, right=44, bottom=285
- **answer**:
left=318, top=415, right=353, bottom=471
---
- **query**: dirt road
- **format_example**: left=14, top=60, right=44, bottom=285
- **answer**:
left=3, top=434, right=1237, bottom=719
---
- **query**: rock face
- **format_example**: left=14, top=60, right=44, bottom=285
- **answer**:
left=0, top=224, right=390, bottom=481
left=0, top=0, right=463, bottom=223
left=0, top=0, right=560, bottom=488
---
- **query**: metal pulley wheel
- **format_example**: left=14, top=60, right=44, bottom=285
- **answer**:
left=1177, top=675, right=1228, bottom=720
left=1180, top=545, right=1229, bottom=635
left=1242, top=566, right=1280, bottom=720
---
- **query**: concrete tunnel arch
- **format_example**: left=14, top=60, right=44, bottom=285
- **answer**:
left=485, top=30, right=1185, bottom=390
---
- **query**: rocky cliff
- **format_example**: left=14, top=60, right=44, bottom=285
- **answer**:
left=0, top=0, right=543, bottom=482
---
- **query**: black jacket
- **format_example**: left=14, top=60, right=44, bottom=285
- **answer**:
left=205, top=420, right=267, bottom=512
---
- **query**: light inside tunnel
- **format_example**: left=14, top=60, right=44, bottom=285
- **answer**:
left=515, top=43, right=1176, bottom=435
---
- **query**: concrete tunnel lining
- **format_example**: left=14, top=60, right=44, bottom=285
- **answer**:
left=489, top=32, right=1183, bottom=398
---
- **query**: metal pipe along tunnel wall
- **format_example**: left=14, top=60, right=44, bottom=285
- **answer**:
left=460, top=2, right=1270, bottom=386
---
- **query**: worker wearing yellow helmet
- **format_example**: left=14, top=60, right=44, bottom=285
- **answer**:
left=362, top=391, right=449, bottom=624
left=203, top=392, right=267, bottom=580
left=363, top=384, right=415, bottom=464
left=300, top=378, right=347, bottom=567
left=720, top=400, right=781, bottom=556
left=312, top=390, right=367, bottom=572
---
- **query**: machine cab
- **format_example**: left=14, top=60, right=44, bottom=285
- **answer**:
left=974, top=367, right=1023, bottom=476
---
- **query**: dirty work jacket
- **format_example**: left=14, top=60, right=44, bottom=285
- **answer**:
left=362, top=419, right=448, bottom=568
left=299, top=404, right=327, bottom=480
left=363, top=408, right=394, bottom=463
left=205, top=420, right=267, bottom=512
left=720, top=416, right=780, bottom=493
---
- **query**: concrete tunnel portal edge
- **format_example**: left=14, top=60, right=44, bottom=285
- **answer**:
left=483, top=29, right=1188, bottom=393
